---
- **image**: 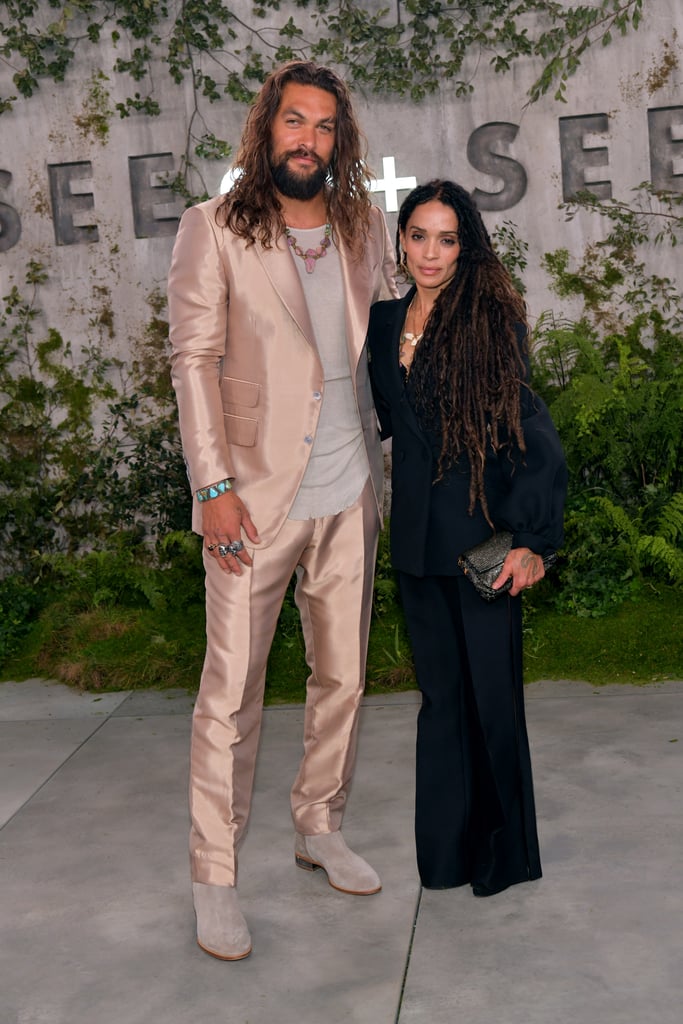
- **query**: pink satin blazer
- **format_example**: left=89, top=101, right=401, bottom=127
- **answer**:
left=168, top=196, right=398, bottom=543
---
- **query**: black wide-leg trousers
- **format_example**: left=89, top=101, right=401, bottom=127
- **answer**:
left=398, top=572, right=542, bottom=894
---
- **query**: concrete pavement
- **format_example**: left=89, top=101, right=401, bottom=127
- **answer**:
left=1, top=677, right=682, bottom=1024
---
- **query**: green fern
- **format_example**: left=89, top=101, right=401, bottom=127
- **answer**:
left=655, top=492, right=683, bottom=546
left=592, top=496, right=639, bottom=545
left=636, top=535, right=683, bottom=584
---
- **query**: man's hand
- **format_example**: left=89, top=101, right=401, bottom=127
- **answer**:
left=492, top=547, right=545, bottom=598
left=202, top=490, right=260, bottom=576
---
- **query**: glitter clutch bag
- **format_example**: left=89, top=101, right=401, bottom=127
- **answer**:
left=458, top=531, right=557, bottom=601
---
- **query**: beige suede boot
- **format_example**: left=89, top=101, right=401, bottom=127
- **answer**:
left=295, top=831, right=381, bottom=894
left=192, top=882, right=252, bottom=960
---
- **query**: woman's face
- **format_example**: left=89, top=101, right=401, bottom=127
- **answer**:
left=400, top=199, right=461, bottom=294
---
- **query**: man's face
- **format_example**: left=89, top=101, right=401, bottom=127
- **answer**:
left=269, top=82, right=337, bottom=201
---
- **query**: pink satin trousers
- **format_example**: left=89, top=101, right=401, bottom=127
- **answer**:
left=189, top=479, right=379, bottom=885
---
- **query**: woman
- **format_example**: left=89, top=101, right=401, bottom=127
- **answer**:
left=368, top=180, right=567, bottom=895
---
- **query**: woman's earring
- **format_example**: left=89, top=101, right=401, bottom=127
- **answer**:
left=399, top=250, right=413, bottom=281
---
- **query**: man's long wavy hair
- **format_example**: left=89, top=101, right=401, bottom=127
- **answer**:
left=400, top=180, right=529, bottom=526
left=217, top=61, right=372, bottom=257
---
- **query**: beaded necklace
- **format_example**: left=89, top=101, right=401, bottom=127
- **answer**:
left=285, top=223, right=332, bottom=273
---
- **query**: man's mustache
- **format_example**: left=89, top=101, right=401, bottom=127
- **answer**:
left=285, top=148, right=326, bottom=170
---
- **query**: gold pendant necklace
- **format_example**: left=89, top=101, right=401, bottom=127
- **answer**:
left=401, top=296, right=424, bottom=349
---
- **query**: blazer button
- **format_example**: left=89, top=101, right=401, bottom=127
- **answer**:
left=312, top=391, right=322, bottom=400
left=304, top=435, right=313, bottom=444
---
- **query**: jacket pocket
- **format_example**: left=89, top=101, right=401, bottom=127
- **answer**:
left=221, top=376, right=261, bottom=408
left=224, top=413, right=258, bottom=447
left=221, top=377, right=260, bottom=447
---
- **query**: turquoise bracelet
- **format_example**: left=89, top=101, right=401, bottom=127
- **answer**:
left=196, top=477, right=233, bottom=502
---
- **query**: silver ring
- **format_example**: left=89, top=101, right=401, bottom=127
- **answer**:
left=217, top=540, right=244, bottom=558
left=207, top=543, right=217, bottom=552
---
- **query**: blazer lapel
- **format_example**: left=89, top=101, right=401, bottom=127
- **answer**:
left=390, top=288, right=413, bottom=391
left=256, top=230, right=379, bottom=371
left=256, top=238, right=317, bottom=348
left=338, top=236, right=375, bottom=371
left=385, top=287, right=431, bottom=447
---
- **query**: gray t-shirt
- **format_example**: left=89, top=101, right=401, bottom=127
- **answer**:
left=287, top=224, right=369, bottom=520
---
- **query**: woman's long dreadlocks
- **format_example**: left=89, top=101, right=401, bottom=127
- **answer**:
left=399, top=181, right=529, bottom=526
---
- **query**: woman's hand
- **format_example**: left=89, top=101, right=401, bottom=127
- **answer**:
left=492, top=546, right=545, bottom=597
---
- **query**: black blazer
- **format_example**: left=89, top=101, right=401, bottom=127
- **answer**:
left=368, top=288, right=568, bottom=577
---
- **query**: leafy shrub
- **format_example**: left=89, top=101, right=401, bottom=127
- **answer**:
left=0, top=264, right=191, bottom=582
left=3, top=185, right=683, bottom=677
left=0, top=573, right=42, bottom=664
left=530, top=185, right=683, bottom=614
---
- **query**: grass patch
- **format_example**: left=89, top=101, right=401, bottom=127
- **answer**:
left=365, top=607, right=416, bottom=695
left=523, top=587, right=683, bottom=684
left=3, top=584, right=681, bottom=698
left=6, top=603, right=207, bottom=692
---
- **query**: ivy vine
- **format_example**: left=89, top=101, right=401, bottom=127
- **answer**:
left=1, top=1, right=644, bottom=193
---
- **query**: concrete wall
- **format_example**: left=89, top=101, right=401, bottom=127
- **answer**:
left=1, top=0, right=681, bottom=362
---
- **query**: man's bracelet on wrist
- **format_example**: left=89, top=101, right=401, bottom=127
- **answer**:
left=196, top=477, right=233, bottom=502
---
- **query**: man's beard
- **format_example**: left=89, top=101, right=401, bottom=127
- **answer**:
left=270, top=151, right=329, bottom=201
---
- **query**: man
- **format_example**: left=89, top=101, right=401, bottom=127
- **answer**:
left=167, top=60, right=397, bottom=961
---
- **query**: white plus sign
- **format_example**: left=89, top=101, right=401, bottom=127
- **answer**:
left=370, top=156, right=417, bottom=212
left=219, top=166, right=242, bottom=194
